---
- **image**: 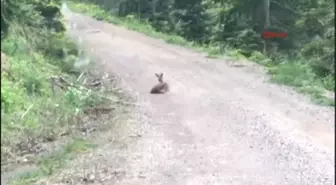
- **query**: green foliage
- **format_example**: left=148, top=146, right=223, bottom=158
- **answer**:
left=268, top=62, right=334, bottom=105
left=225, top=29, right=263, bottom=56
left=0, top=0, right=104, bottom=166
left=1, top=0, right=64, bottom=38
left=64, top=86, right=101, bottom=114
left=1, top=35, right=84, bottom=163
left=248, top=51, right=273, bottom=66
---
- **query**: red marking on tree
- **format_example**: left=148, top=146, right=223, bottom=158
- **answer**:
left=264, top=31, right=288, bottom=39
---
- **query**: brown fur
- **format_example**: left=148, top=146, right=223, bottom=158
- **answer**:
left=150, top=73, right=169, bottom=94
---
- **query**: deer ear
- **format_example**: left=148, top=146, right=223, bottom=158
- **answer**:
left=155, top=73, right=159, bottom=77
left=160, top=73, right=164, bottom=77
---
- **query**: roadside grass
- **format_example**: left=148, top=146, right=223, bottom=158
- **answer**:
left=250, top=51, right=335, bottom=106
left=1, top=15, right=125, bottom=184
left=67, top=1, right=334, bottom=106
left=268, top=62, right=335, bottom=106
left=2, top=26, right=71, bottom=164
left=1, top=31, right=94, bottom=165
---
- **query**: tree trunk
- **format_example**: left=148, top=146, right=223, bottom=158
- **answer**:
left=263, top=0, right=270, bottom=55
left=152, top=0, right=157, bottom=15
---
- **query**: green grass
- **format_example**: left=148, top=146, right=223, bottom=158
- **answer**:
left=1, top=2, right=127, bottom=185
left=67, top=1, right=334, bottom=107
left=1, top=20, right=103, bottom=166
left=10, top=138, right=97, bottom=185
left=268, top=62, right=335, bottom=106
left=1, top=15, right=127, bottom=184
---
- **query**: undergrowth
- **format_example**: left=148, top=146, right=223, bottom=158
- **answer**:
left=2, top=25, right=124, bottom=183
left=1, top=1, right=127, bottom=184
left=68, top=1, right=334, bottom=106
left=0, top=16, right=111, bottom=172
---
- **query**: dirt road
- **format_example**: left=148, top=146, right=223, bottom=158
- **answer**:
left=58, top=6, right=334, bottom=185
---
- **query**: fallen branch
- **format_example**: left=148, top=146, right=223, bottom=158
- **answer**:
left=59, top=76, right=72, bottom=87
left=50, top=75, right=136, bottom=108
left=21, top=103, right=35, bottom=120
left=87, top=81, right=102, bottom=87
left=83, top=106, right=115, bottom=114
left=76, top=72, right=86, bottom=82
left=50, top=76, right=67, bottom=95
left=98, top=95, right=140, bottom=106
left=50, top=76, right=80, bottom=94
